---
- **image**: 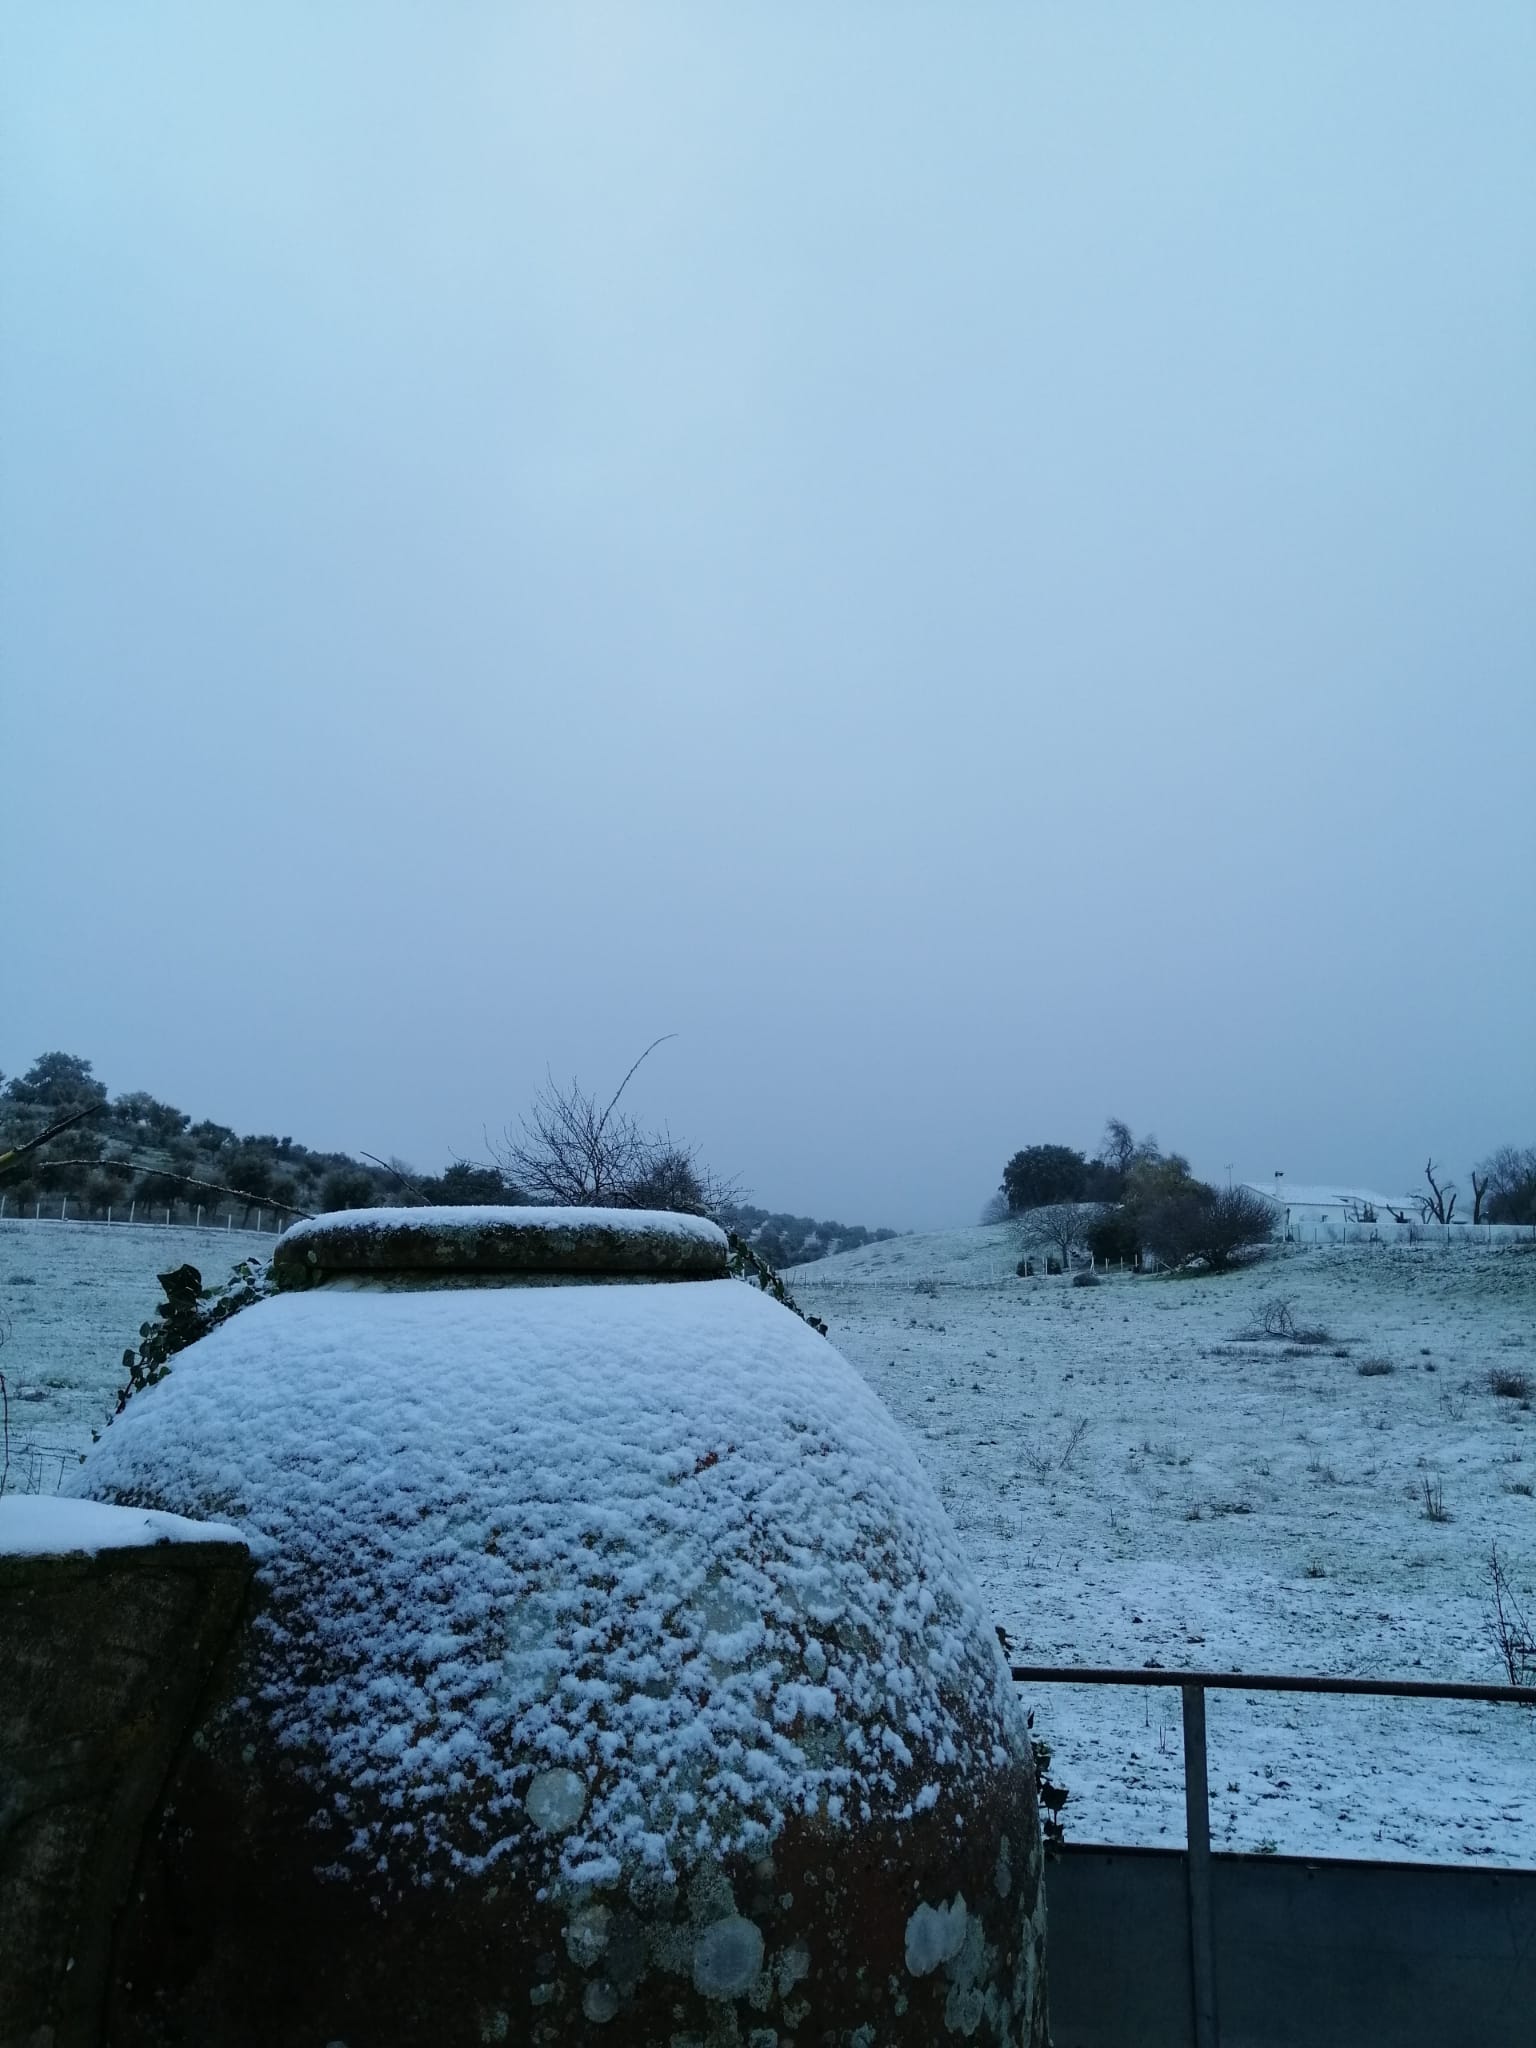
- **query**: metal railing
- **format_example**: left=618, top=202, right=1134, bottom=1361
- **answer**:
left=1010, top=1663, right=1536, bottom=2048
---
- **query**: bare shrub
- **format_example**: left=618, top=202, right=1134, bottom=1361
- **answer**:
left=1137, top=1183, right=1274, bottom=1272
left=1194, top=1185, right=1277, bottom=1269
left=1058, top=1417, right=1090, bottom=1469
left=1024, top=1418, right=1090, bottom=1479
left=1241, top=1295, right=1332, bottom=1346
left=1491, top=1367, right=1532, bottom=1401
left=1488, top=1547, right=1536, bottom=1691
left=1421, top=1476, right=1451, bottom=1523
left=1357, top=1356, right=1395, bottom=1378
left=492, top=1039, right=735, bottom=1215
left=1261, top=1296, right=1297, bottom=1337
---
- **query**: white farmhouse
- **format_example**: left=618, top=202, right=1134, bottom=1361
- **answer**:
left=1241, top=1180, right=1421, bottom=1241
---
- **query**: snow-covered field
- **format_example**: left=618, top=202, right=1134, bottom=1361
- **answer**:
left=790, top=1227, right=1536, bottom=1866
left=0, top=1218, right=272, bottom=1483
left=4, top=1216, right=1533, bottom=1866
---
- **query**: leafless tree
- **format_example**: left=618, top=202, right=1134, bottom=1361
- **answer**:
left=1413, top=1159, right=1458, bottom=1226
left=1019, top=1202, right=1101, bottom=1270
left=490, top=1040, right=736, bottom=1216
left=1475, top=1145, right=1536, bottom=1225
left=1099, top=1118, right=1136, bottom=1178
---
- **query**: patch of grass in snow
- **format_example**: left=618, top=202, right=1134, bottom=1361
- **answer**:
left=1356, top=1356, right=1395, bottom=1377
left=1489, top=1367, right=1532, bottom=1401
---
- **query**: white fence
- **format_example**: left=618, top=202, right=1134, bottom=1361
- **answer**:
left=1278, top=1216, right=1534, bottom=1248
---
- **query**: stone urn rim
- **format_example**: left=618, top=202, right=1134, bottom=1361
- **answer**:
left=271, top=1203, right=731, bottom=1288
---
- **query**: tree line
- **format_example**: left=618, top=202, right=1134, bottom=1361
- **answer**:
left=0, top=1051, right=897, bottom=1267
left=993, top=1121, right=1275, bottom=1272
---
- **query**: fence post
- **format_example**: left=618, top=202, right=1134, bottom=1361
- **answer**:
left=1181, top=1681, right=1219, bottom=2048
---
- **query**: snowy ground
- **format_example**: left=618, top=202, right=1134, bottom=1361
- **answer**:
left=0, top=1217, right=271, bottom=1486
left=4, top=1215, right=1533, bottom=1865
left=789, top=1228, right=1536, bottom=1866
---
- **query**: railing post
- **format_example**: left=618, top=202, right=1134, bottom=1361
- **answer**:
left=1181, top=1681, right=1219, bottom=2048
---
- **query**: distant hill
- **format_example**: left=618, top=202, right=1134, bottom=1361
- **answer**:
left=0, top=1052, right=898, bottom=1263
left=0, top=1050, right=418, bottom=1223
left=715, top=1203, right=900, bottom=1269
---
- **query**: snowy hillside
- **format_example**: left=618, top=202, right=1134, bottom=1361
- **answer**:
left=786, top=1222, right=1025, bottom=1287
left=793, top=1232, right=1536, bottom=1866
left=0, top=1218, right=271, bottom=1480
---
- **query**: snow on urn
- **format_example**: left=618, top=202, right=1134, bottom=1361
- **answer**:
left=79, top=1207, right=1049, bottom=2046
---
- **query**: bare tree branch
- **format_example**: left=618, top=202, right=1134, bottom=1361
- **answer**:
left=600, top=1035, right=678, bottom=1130
left=0, top=1104, right=102, bottom=1178
left=360, top=1153, right=433, bottom=1207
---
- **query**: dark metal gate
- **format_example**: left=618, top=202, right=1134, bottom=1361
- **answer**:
left=1012, top=1664, right=1536, bottom=2048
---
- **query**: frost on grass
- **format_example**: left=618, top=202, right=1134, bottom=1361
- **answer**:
left=74, top=1278, right=1021, bottom=1885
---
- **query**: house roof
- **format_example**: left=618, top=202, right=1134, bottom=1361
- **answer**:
left=1241, top=1183, right=1410, bottom=1213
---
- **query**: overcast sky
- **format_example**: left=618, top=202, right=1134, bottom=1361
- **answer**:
left=2, top=4, right=1532, bottom=1230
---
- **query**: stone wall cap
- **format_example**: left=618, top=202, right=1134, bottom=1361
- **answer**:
left=272, top=1205, right=730, bottom=1286
left=0, top=1494, right=249, bottom=1558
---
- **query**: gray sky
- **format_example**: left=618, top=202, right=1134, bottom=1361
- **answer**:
left=3, top=4, right=1532, bottom=1231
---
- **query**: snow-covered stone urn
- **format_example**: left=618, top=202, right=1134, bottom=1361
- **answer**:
left=77, top=1207, right=1049, bottom=2047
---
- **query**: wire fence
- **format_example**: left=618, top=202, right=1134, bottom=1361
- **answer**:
left=0, top=1197, right=290, bottom=1234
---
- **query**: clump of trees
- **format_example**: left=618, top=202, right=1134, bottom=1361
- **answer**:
left=999, top=1131, right=1130, bottom=1211
left=1386, top=1151, right=1536, bottom=1230
left=1472, top=1146, right=1536, bottom=1226
left=999, top=1119, right=1274, bottom=1274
